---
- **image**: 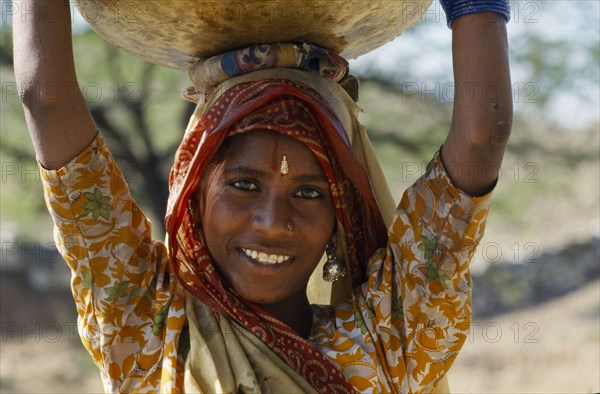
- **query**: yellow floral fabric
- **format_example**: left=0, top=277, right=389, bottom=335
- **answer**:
left=41, top=134, right=491, bottom=393
left=309, top=154, right=490, bottom=392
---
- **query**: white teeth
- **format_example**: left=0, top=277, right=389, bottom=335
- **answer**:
left=242, top=248, right=291, bottom=265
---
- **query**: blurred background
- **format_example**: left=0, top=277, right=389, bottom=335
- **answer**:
left=1, top=1, right=598, bottom=392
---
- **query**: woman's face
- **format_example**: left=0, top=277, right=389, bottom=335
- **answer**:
left=197, top=131, right=336, bottom=305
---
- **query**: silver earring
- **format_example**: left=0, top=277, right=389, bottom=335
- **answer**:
left=323, top=238, right=347, bottom=282
left=286, top=220, right=294, bottom=231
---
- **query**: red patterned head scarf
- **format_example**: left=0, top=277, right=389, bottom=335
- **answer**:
left=165, top=78, right=387, bottom=392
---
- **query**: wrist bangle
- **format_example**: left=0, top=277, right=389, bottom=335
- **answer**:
left=439, top=0, right=511, bottom=28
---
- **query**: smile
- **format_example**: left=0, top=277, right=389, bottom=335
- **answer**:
left=241, top=248, right=292, bottom=265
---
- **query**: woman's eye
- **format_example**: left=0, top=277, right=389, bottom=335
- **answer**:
left=231, top=180, right=258, bottom=191
left=295, top=188, right=321, bottom=199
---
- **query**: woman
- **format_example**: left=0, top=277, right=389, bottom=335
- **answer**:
left=13, top=0, right=512, bottom=392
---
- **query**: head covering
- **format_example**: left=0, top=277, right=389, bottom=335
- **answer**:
left=165, top=45, right=396, bottom=392
left=183, top=42, right=360, bottom=103
left=189, top=42, right=347, bottom=89
left=167, top=78, right=388, bottom=290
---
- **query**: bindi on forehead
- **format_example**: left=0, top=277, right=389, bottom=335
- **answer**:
left=223, top=163, right=328, bottom=184
left=224, top=131, right=326, bottom=179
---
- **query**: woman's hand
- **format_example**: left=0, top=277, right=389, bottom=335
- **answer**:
left=13, top=0, right=97, bottom=170
left=441, top=12, right=513, bottom=196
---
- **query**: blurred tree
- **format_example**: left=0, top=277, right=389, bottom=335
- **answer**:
left=510, top=32, right=600, bottom=124
left=1, top=28, right=195, bottom=237
left=88, top=43, right=195, bottom=229
left=81, top=39, right=198, bottom=235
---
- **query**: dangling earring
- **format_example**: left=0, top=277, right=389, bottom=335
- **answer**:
left=323, top=237, right=347, bottom=282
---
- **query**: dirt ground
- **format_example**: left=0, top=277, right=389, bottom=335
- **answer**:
left=0, top=274, right=105, bottom=393
left=1, top=277, right=598, bottom=393
left=449, top=280, right=600, bottom=393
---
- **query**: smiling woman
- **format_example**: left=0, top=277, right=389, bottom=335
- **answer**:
left=199, top=132, right=336, bottom=309
left=163, top=75, right=397, bottom=391
left=13, top=0, right=512, bottom=392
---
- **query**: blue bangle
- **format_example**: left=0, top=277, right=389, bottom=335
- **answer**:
left=439, top=0, right=511, bottom=28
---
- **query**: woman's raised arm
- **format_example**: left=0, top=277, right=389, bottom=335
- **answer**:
left=13, top=0, right=97, bottom=170
left=441, top=12, right=513, bottom=196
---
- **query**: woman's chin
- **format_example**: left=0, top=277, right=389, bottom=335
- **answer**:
left=237, top=288, right=286, bottom=306
left=231, top=279, right=305, bottom=307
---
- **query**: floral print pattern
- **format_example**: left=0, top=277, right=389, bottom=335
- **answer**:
left=41, top=134, right=491, bottom=393
left=310, top=148, right=492, bottom=391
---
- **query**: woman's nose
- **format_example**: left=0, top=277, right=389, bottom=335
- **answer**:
left=250, top=192, right=293, bottom=237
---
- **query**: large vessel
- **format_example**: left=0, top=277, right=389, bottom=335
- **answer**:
left=76, top=0, right=432, bottom=69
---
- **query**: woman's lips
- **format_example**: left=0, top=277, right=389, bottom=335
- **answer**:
left=241, top=247, right=293, bottom=265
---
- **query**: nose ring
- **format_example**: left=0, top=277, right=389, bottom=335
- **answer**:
left=286, top=220, right=295, bottom=231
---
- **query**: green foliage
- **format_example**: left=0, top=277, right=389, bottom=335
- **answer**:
left=1, top=54, right=48, bottom=238
left=72, top=30, right=188, bottom=149
left=0, top=29, right=13, bottom=64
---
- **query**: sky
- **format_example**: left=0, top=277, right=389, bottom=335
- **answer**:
left=349, top=1, right=600, bottom=130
